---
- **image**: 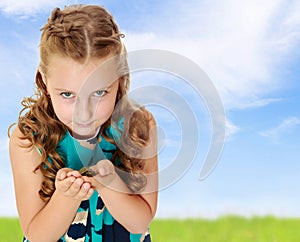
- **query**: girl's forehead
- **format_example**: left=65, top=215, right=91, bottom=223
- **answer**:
left=47, top=55, right=115, bottom=74
left=47, top=55, right=120, bottom=90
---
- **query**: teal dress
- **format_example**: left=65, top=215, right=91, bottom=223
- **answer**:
left=23, top=122, right=151, bottom=242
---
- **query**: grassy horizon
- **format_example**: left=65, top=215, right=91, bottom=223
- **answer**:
left=151, top=216, right=300, bottom=242
left=1, top=216, right=300, bottom=241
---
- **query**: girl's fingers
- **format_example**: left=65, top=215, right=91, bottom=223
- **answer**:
left=56, top=168, right=95, bottom=200
left=84, top=188, right=94, bottom=200
left=73, top=182, right=94, bottom=200
left=56, top=168, right=73, bottom=181
left=67, top=178, right=83, bottom=196
left=67, top=170, right=81, bottom=178
left=56, top=169, right=67, bottom=181
left=58, top=176, right=75, bottom=192
left=90, top=159, right=114, bottom=177
left=99, top=167, right=107, bottom=176
left=75, top=182, right=91, bottom=199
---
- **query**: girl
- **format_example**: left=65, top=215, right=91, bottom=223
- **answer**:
left=9, top=4, right=158, bottom=242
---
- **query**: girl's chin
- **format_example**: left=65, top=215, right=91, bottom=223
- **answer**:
left=72, top=132, right=95, bottom=140
left=68, top=127, right=100, bottom=140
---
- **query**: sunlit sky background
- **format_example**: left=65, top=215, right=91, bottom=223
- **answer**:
left=0, top=0, right=299, bottom=218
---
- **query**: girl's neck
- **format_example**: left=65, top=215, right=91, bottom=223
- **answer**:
left=68, top=127, right=101, bottom=149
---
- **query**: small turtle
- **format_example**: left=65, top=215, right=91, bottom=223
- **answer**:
left=79, top=167, right=97, bottom=177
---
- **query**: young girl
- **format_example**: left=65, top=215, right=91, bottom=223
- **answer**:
left=9, top=4, right=158, bottom=242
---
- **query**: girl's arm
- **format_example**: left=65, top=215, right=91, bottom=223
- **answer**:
left=85, top=115, right=159, bottom=234
left=9, top=126, right=93, bottom=242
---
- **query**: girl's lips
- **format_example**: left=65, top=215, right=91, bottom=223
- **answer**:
left=75, top=122, right=94, bottom=128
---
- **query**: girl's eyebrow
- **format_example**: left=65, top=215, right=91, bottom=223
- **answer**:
left=54, top=83, right=114, bottom=93
left=54, top=88, right=75, bottom=93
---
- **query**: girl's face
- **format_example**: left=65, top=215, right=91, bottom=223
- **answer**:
left=44, top=55, right=119, bottom=139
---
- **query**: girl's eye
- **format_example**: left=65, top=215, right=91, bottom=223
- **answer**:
left=94, top=90, right=107, bottom=97
left=61, top=92, right=74, bottom=99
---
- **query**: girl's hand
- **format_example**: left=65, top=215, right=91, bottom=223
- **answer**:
left=55, top=168, right=94, bottom=201
left=83, top=160, right=116, bottom=190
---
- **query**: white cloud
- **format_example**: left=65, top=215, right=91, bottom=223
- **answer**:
left=234, top=98, right=282, bottom=110
left=267, top=0, right=300, bottom=52
left=0, top=0, right=68, bottom=16
left=259, top=117, right=300, bottom=142
left=123, top=0, right=300, bottom=110
left=225, top=119, right=240, bottom=141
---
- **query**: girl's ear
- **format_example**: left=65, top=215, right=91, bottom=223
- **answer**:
left=38, top=66, right=47, bottom=85
left=36, top=67, right=50, bottom=97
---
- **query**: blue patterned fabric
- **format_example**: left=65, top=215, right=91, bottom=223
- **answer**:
left=23, top=122, right=151, bottom=242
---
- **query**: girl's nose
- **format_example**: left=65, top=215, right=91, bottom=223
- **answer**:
left=74, top=98, right=93, bottom=123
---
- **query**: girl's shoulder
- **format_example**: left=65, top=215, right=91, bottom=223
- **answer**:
left=9, top=125, right=33, bottom=149
left=9, top=125, right=42, bottom=169
left=9, top=126, right=44, bottom=186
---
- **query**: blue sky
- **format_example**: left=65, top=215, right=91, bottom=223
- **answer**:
left=0, top=0, right=300, bottom=218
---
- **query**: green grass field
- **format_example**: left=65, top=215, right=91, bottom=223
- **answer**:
left=1, top=216, right=299, bottom=242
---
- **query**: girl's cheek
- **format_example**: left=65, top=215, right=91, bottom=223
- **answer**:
left=53, top=102, right=75, bottom=122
